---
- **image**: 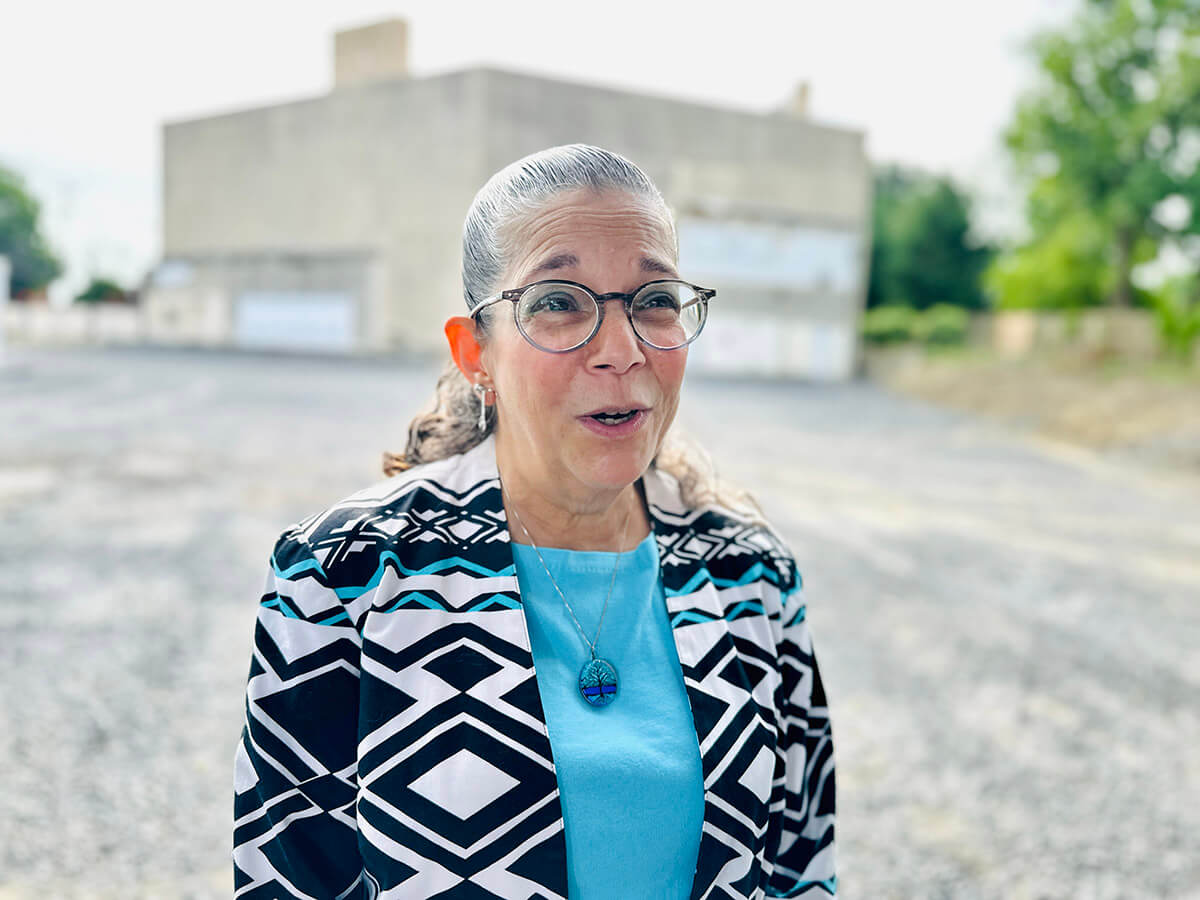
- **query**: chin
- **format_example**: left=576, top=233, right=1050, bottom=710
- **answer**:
left=576, top=446, right=654, bottom=490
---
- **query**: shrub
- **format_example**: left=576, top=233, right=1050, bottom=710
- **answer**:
left=862, top=304, right=917, bottom=344
left=913, top=303, right=969, bottom=345
left=74, top=277, right=127, bottom=304
left=1148, top=276, right=1200, bottom=363
left=981, top=212, right=1112, bottom=310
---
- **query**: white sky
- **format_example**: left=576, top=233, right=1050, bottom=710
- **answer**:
left=1, top=0, right=1079, bottom=303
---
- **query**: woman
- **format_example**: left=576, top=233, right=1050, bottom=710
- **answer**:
left=234, top=144, right=836, bottom=899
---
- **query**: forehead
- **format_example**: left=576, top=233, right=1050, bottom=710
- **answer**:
left=503, top=189, right=676, bottom=284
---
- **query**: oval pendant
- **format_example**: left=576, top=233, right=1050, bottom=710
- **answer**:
left=579, top=657, right=618, bottom=707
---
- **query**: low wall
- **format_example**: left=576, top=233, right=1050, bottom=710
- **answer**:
left=990, top=308, right=1162, bottom=359
left=3, top=303, right=145, bottom=346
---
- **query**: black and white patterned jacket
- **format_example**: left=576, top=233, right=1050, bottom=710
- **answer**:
left=234, top=435, right=836, bottom=899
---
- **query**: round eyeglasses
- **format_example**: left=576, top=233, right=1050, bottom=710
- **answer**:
left=470, top=279, right=715, bottom=353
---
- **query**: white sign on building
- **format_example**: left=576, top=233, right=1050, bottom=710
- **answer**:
left=677, top=218, right=863, bottom=380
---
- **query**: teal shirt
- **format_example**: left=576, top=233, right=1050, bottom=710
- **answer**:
left=511, top=533, right=705, bottom=900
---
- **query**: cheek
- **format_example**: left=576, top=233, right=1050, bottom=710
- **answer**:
left=654, top=350, right=688, bottom=399
left=528, top=364, right=571, bottom=414
left=502, top=355, right=575, bottom=422
left=487, top=331, right=558, bottom=416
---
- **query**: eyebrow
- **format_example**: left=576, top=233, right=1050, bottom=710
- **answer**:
left=526, top=253, right=678, bottom=278
left=528, top=253, right=579, bottom=277
left=640, top=256, right=677, bottom=276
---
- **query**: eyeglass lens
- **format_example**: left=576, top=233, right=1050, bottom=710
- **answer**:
left=515, top=282, right=705, bottom=351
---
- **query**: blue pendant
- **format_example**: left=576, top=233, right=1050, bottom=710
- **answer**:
left=579, top=657, right=618, bottom=707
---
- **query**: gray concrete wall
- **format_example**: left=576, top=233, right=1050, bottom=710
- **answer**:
left=142, top=252, right=384, bottom=350
left=163, top=70, right=490, bottom=352
left=161, top=66, right=872, bottom=369
left=476, top=67, right=870, bottom=228
left=470, top=68, right=873, bottom=377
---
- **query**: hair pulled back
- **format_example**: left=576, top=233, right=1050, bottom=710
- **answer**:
left=382, top=143, right=760, bottom=520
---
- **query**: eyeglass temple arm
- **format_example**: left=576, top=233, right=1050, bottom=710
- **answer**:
left=470, top=292, right=517, bottom=315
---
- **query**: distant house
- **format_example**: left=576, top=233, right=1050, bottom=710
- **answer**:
left=148, top=18, right=872, bottom=379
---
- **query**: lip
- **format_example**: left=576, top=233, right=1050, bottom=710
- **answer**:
left=576, top=408, right=650, bottom=438
left=581, top=404, right=649, bottom=417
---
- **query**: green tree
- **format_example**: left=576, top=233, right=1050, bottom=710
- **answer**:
left=984, top=179, right=1122, bottom=310
left=1148, top=272, right=1200, bottom=359
left=1001, top=0, right=1200, bottom=308
left=867, top=165, right=994, bottom=310
left=74, top=277, right=127, bottom=304
left=0, top=163, right=62, bottom=297
left=867, top=166, right=914, bottom=310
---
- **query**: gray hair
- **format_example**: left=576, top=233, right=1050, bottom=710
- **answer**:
left=461, top=143, right=676, bottom=311
left=383, top=143, right=761, bottom=522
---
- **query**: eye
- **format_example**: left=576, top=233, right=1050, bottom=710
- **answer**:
left=635, top=290, right=681, bottom=312
left=527, top=290, right=583, bottom=314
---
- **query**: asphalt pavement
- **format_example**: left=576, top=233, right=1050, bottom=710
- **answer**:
left=1, top=346, right=1196, bottom=899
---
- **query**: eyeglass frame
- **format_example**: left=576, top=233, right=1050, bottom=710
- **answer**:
left=468, top=278, right=716, bottom=353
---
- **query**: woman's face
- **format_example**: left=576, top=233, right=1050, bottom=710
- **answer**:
left=481, top=188, right=687, bottom=502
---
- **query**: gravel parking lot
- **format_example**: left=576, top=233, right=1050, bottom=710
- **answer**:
left=1, top=346, right=1197, bottom=899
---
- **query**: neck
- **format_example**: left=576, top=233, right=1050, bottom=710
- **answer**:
left=496, top=450, right=651, bottom=552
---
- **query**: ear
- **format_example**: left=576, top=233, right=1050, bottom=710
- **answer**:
left=444, top=316, right=490, bottom=387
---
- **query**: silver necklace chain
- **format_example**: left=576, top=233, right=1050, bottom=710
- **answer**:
left=502, top=485, right=632, bottom=661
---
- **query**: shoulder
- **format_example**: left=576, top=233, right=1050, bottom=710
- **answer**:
left=644, top=464, right=801, bottom=603
left=271, top=439, right=503, bottom=596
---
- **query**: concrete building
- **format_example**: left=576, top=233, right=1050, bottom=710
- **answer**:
left=149, top=18, right=873, bottom=379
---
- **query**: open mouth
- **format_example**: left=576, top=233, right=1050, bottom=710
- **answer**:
left=589, top=409, right=639, bottom=424
left=578, top=408, right=649, bottom=435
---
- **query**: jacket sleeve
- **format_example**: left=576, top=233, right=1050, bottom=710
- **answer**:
left=233, top=527, right=366, bottom=899
left=765, top=547, right=837, bottom=897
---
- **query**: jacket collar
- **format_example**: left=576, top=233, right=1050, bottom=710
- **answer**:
left=455, top=433, right=709, bottom=602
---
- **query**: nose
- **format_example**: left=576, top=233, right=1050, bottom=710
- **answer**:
left=586, top=298, right=645, bottom=374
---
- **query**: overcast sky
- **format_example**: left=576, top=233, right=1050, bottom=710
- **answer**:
left=1, top=0, right=1079, bottom=303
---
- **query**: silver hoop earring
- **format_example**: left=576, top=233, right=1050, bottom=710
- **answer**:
left=473, top=383, right=493, bottom=432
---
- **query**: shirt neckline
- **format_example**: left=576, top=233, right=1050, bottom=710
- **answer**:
left=510, top=531, right=658, bottom=570
left=508, top=528, right=657, bottom=556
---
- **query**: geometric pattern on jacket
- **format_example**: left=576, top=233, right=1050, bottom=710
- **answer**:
left=234, top=435, right=835, bottom=899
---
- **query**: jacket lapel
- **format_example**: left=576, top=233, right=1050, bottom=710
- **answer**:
left=643, top=465, right=777, bottom=899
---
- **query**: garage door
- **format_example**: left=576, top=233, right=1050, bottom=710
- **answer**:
left=234, top=291, right=357, bottom=352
